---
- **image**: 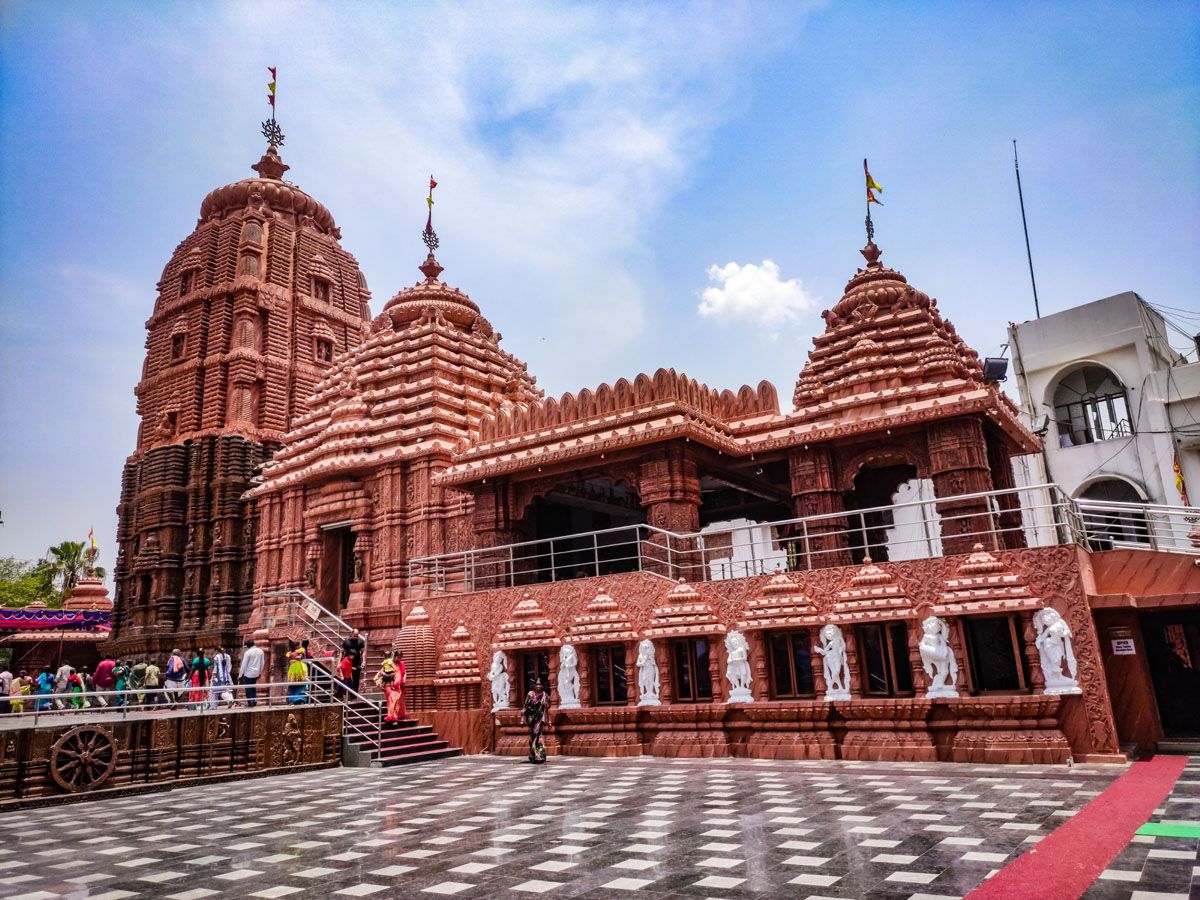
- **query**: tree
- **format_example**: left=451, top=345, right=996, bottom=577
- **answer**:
left=44, top=541, right=107, bottom=602
left=0, top=556, right=57, bottom=608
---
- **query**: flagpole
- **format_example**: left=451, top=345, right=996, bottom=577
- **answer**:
left=1013, top=140, right=1041, bottom=319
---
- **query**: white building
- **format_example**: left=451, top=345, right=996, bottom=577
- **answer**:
left=1008, top=291, right=1200, bottom=513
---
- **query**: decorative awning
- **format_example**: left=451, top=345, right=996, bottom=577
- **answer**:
left=0, top=608, right=112, bottom=633
left=566, top=587, right=638, bottom=644
left=737, top=569, right=819, bottom=630
left=931, top=544, right=1044, bottom=617
left=828, top=558, right=916, bottom=624
left=643, top=579, right=726, bottom=639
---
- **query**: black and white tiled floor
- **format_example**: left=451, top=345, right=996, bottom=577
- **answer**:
left=1082, top=755, right=1200, bottom=900
left=0, top=755, right=1168, bottom=900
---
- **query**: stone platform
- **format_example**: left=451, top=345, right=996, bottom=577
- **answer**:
left=0, top=704, right=342, bottom=808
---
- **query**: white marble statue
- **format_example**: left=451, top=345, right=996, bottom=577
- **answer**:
left=636, top=639, right=660, bottom=707
left=1033, top=608, right=1082, bottom=695
left=814, top=623, right=851, bottom=701
left=558, top=643, right=581, bottom=709
left=488, top=650, right=510, bottom=712
left=918, top=615, right=959, bottom=698
left=724, top=631, right=753, bottom=703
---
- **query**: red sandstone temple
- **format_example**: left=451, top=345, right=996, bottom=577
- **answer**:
left=111, top=143, right=1200, bottom=762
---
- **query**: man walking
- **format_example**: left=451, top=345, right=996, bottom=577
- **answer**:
left=238, top=639, right=264, bottom=707
left=54, top=660, right=74, bottom=709
left=0, top=665, right=12, bottom=715
left=92, top=656, right=116, bottom=707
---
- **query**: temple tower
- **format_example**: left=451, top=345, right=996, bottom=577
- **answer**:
left=111, top=145, right=372, bottom=655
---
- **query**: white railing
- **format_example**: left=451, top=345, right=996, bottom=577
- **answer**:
left=260, top=588, right=367, bottom=662
left=406, top=484, right=1200, bottom=595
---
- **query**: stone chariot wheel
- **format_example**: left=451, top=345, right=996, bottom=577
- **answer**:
left=49, top=725, right=118, bottom=793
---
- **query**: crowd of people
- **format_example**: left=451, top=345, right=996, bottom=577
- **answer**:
left=0, top=629, right=383, bottom=716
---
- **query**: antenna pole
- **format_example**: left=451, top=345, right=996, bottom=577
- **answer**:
left=1013, top=140, right=1040, bottom=318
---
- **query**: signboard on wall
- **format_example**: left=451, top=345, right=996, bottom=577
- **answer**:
left=1108, top=626, right=1136, bottom=656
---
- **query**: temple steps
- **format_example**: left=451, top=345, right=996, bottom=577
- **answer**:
left=342, top=700, right=462, bottom=767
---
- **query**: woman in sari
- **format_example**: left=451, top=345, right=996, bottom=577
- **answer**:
left=379, top=650, right=406, bottom=724
left=522, top=680, right=551, bottom=764
left=188, top=649, right=210, bottom=709
left=286, top=640, right=308, bottom=704
left=113, top=661, right=131, bottom=708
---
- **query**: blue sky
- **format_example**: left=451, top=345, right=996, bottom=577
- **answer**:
left=1, top=0, right=1198, bottom=574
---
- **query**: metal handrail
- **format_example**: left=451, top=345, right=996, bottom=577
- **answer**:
left=406, top=483, right=1200, bottom=594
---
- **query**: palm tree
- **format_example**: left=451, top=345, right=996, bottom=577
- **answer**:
left=44, top=541, right=107, bottom=602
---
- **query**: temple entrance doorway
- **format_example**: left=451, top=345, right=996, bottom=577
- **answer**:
left=844, top=464, right=917, bottom=563
left=529, top=478, right=645, bottom=582
left=319, top=525, right=356, bottom=612
left=1141, top=609, right=1200, bottom=736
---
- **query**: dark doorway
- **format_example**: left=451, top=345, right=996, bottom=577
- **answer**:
left=319, top=526, right=356, bottom=612
left=844, top=464, right=917, bottom=563
left=529, top=479, right=645, bottom=582
left=1141, top=610, right=1200, bottom=736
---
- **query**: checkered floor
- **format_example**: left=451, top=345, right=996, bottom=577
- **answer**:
left=1082, top=755, right=1200, bottom=900
left=0, top=755, right=1188, bottom=900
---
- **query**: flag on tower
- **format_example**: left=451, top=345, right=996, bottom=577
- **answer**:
left=267, top=67, right=277, bottom=110
left=87, top=527, right=97, bottom=564
left=864, top=159, right=883, bottom=205
left=426, top=176, right=437, bottom=230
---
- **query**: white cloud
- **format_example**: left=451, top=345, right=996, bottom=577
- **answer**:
left=698, top=259, right=817, bottom=328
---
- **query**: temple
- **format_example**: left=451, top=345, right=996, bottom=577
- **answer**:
left=110, top=142, right=1200, bottom=762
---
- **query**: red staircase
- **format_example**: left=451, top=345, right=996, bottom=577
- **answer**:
left=344, top=698, right=461, bottom=766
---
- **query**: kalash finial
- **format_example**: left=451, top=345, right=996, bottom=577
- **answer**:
left=419, top=175, right=444, bottom=281
left=261, top=66, right=285, bottom=148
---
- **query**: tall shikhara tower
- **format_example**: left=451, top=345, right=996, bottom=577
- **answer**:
left=111, top=145, right=372, bottom=655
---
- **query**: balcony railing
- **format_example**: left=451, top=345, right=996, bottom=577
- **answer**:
left=406, top=484, right=1200, bottom=596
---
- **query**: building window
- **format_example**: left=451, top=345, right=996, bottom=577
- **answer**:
left=1078, top=479, right=1151, bottom=548
left=767, top=630, right=815, bottom=699
left=171, top=333, right=186, bottom=360
left=963, top=615, right=1029, bottom=693
left=856, top=622, right=913, bottom=696
left=315, top=338, right=334, bottom=363
left=671, top=637, right=713, bottom=702
left=312, top=277, right=331, bottom=302
left=593, top=644, right=628, bottom=705
left=179, top=269, right=194, bottom=296
left=1052, top=365, right=1133, bottom=446
left=520, top=650, right=550, bottom=696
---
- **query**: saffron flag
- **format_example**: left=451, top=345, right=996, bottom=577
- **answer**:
left=426, top=176, right=437, bottom=229
left=268, top=67, right=277, bottom=109
left=864, top=158, right=883, bottom=205
left=1175, top=451, right=1190, bottom=506
left=87, top=528, right=97, bottom=562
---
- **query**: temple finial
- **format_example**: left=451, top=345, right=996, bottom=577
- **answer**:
left=261, top=66, right=284, bottom=148
left=419, top=175, right=442, bottom=280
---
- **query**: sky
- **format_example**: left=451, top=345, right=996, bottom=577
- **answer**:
left=1, top=0, right=1198, bottom=578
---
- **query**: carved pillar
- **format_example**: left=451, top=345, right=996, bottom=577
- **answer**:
left=747, top=631, right=770, bottom=701
left=1020, top=611, right=1044, bottom=693
left=708, top=635, right=724, bottom=703
left=844, top=627, right=862, bottom=697
left=639, top=449, right=702, bottom=579
left=577, top=646, right=593, bottom=707
left=986, top=437, right=1027, bottom=550
left=809, top=626, right=827, bottom=696
left=927, top=417, right=997, bottom=556
left=471, top=481, right=523, bottom=590
left=788, top=446, right=852, bottom=569
left=907, top=619, right=930, bottom=696
left=655, top=641, right=674, bottom=704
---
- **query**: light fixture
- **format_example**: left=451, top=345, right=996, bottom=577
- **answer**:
left=983, top=358, right=1009, bottom=382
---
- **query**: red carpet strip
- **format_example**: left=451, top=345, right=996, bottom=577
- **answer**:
left=965, top=755, right=1188, bottom=900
